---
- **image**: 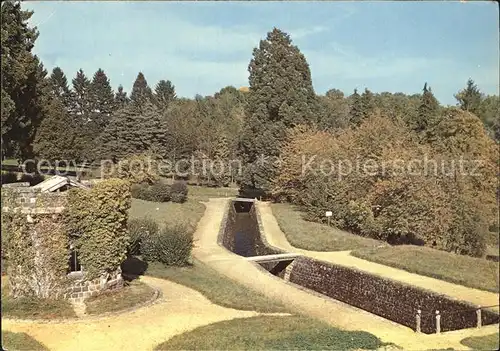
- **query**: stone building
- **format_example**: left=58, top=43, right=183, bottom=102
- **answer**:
left=2, top=176, right=123, bottom=302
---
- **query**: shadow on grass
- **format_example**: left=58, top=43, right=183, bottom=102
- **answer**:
left=121, top=256, right=149, bottom=282
left=460, top=332, right=499, bottom=350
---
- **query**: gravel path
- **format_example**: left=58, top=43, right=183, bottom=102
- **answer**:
left=3, top=198, right=498, bottom=351
left=192, top=198, right=499, bottom=350
left=257, top=201, right=499, bottom=311
left=2, top=276, right=285, bottom=351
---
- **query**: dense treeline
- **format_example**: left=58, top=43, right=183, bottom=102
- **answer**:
left=1, top=3, right=498, bottom=256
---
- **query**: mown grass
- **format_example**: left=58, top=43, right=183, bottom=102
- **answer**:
left=84, top=280, right=156, bottom=315
left=129, top=198, right=206, bottom=229
left=187, top=185, right=239, bottom=201
left=460, top=332, right=499, bottom=350
left=1, top=278, right=77, bottom=319
left=155, top=315, right=387, bottom=350
left=351, top=245, right=500, bottom=293
left=1, top=331, right=49, bottom=351
left=270, top=203, right=386, bottom=251
left=144, top=259, right=289, bottom=313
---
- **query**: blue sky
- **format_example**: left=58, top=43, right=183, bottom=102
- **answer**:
left=24, top=1, right=499, bottom=105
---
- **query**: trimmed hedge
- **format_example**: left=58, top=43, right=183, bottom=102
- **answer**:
left=150, top=182, right=171, bottom=202
left=131, top=182, right=172, bottom=203
left=131, top=183, right=153, bottom=201
left=288, top=257, right=500, bottom=334
left=170, top=181, right=188, bottom=203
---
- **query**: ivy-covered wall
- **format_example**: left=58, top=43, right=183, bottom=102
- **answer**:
left=2, top=178, right=131, bottom=300
left=65, top=178, right=131, bottom=280
left=3, top=189, right=69, bottom=299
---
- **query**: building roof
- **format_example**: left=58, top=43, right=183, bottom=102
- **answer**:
left=32, top=175, right=89, bottom=192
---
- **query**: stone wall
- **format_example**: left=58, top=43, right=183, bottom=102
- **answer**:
left=288, top=256, right=500, bottom=334
left=2, top=187, right=124, bottom=302
left=218, top=200, right=236, bottom=252
left=2, top=187, right=67, bottom=214
left=218, top=199, right=285, bottom=261
left=218, top=200, right=499, bottom=334
left=64, top=270, right=124, bottom=303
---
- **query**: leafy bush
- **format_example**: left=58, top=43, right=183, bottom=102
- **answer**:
left=273, top=113, right=496, bottom=257
left=127, top=217, right=159, bottom=255
left=1, top=172, right=18, bottom=184
left=170, top=181, right=188, bottom=203
left=1, top=203, right=12, bottom=259
left=131, top=183, right=154, bottom=201
left=65, top=178, right=131, bottom=279
left=131, top=182, right=172, bottom=203
left=150, top=182, right=171, bottom=202
left=141, top=224, right=193, bottom=266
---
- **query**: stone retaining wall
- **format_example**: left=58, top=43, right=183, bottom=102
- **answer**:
left=65, top=270, right=124, bottom=303
left=288, top=256, right=499, bottom=334
left=219, top=200, right=500, bottom=334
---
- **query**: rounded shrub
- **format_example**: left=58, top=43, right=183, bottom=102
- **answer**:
left=150, top=182, right=172, bottom=202
left=127, top=217, right=159, bottom=256
left=170, top=181, right=188, bottom=203
left=131, top=183, right=154, bottom=201
left=141, top=224, right=193, bottom=266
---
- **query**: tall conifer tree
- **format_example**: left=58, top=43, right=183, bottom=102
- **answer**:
left=238, top=28, right=318, bottom=192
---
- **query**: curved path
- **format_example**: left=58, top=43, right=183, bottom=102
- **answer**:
left=257, top=201, right=500, bottom=310
left=2, top=276, right=286, bottom=351
left=193, top=198, right=499, bottom=350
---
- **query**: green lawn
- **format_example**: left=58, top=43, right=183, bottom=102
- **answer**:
left=351, top=245, right=500, bottom=293
left=129, top=198, right=206, bottom=230
left=155, top=315, right=387, bottom=350
left=187, top=185, right=239, bottom=201
left=84, top=280, right=156, bottom=315
left=1, top=278, right=77, bottom=319
left=1, top=331, right=48, bottom=351
left=270, top=203, right=386, bottom=251
left=460, top=333, right=499, bottom=350
left=143, top=259, right=289, bottom=313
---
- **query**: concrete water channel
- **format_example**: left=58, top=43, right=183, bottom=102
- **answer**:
left=220, top=198, right=500, bottom=335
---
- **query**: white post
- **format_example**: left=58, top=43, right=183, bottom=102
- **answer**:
left=325, top=211, right=332, bottom=226
left=435, top=310, right=441, bottom=334
left=416, top=309, right=421, bottom=333
left=476, top=306, right=482, bottom=328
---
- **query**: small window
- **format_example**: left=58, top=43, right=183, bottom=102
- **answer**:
left=68, top=245, right=82, bottom=273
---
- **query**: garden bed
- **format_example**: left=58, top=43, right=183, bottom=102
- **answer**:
left=84, top=280, right=157, bottom=315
